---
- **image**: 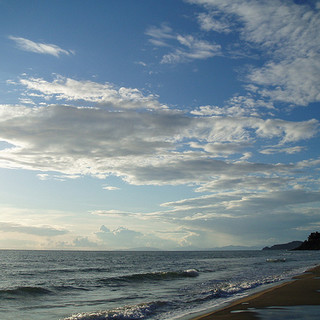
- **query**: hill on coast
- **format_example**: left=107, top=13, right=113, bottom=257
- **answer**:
left=293, top=232, right=320, bottom=250
left=262, top=241, right=303, bottom=251
left=263, top=232, right=320, bottom=251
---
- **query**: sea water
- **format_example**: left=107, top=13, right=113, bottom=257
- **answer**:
left=0, top=250, right=318, bottom=320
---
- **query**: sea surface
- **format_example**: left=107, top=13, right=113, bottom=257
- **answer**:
left=0, top=250, right=318, bottom=320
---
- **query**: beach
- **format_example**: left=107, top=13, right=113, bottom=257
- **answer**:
left=192, top=265, right=320, bottom=320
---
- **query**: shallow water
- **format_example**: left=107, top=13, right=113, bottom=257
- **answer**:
left=0, top=250, right=318, bottom=320
left=253, top=306, right=320, bottom=320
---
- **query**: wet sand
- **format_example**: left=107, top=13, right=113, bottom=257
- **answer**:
left=192, top=265, right=320, bottom=320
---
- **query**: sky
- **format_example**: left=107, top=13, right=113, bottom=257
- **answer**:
left=0, top=0, right=319, bottom=250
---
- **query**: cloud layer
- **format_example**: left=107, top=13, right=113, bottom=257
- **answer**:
left=0, top=76, right=318, bottom=184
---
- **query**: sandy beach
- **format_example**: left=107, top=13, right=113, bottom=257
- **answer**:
left=192, top=265, right=320, bottom=320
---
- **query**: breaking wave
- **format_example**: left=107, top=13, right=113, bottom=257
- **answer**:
left=63, top=301, right=168, bottom=320
left=190, top=276, right=283, bottom=304
left=266, top=258, right=286, bottom=263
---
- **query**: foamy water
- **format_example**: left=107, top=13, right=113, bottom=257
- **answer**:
left=0, top=250, right=318, bottom=320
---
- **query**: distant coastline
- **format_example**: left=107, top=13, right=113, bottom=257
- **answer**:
left=262, top=232, right=320, bottom=251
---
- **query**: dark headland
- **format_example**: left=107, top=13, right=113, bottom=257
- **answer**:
left=263, top=231, right=320, bottom=251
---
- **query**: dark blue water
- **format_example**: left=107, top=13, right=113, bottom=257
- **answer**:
left=0, top=250, right=318, bottom=320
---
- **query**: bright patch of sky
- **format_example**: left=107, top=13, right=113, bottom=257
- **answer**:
left=0, top=0, right=319, bottom=250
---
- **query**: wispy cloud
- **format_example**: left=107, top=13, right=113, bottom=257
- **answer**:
left=9, top=36, right=74, bottom=57
left=188, top=0, right=320, bottom=106
left=146, top=24, right=221, bottom=64
left=197, top=12, right=232, bottom=33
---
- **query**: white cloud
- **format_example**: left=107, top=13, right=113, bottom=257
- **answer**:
left=154, top=188, right=320, bottom=242
left=197, top=12, right=232, bottom=33
left=19, top=76, right=167, bottom=110
left=91, top=210, right=133, bottom=216
left=102, top=185, right=120, bottom=191
left=37, top=173, right=50, bottom=180
left=190, top=95, right=274, bottom=118
left=146, top=24, right=221, bottom=64
left=2, top=72, right=319, bottom=247
left=189, top=141, right=251, bottom=157
left=194, top=176, right=294, bottom=193
left=0, top=77, right=318, bottom=186
left=260, top=146, right=305, bottom=155
left=0, top=222, right=68, bottom=236
left=72, top=237, right=98, bottom=248
left=9, top=36, right=74, bottom=57
left=145, top=24, right=175, bottom=45
left=161, top=35, right=221, bottom=64
left=188, top=0, right=320, bottom=106
left=95, top=225, right=153, bottom=249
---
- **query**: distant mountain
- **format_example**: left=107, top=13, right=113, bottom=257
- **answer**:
left=262, top=241, right=302, bottom=251
left=209, top=245, right=261, bottom=251
left=127, top=247, right=162, bottom=251
left=169, top=245, right=261, bottom=251
left=293, top=232, right=320, bottom=250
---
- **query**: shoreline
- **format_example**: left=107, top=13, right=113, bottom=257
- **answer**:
left=189, top=264, right=320, bottom=320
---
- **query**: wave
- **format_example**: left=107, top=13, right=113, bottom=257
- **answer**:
left=62, top=301, right=167, bottom=320
left=266, top=258, right=286, bottom=263
left=99, top=269, right=199, bottom=284
left=0, top=286, right=52, bottom=297
left=54, top=285, right=90, bottom=292
left=18, top=267, right=111, bottom=277
left=191, top=276, right=283, bottom=304
left=0, top=284, right=91, bottom=298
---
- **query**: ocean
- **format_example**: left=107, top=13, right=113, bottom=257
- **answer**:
left=0, top=249, right=318, bottom=320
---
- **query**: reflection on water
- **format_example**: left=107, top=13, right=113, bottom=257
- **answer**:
left=253, top=306, right=320, bottom=320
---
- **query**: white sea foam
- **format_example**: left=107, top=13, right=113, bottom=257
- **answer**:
left=63, top=301, right=166, bottom=320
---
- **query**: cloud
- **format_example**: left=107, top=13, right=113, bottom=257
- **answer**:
left=145, top=24, right=175, bottom=46
left=2, top=71, right=319, bottom=248
left=197, top=12, right=232, bottom=33
left=152, top=188, right=320, bottom=245
left=95, top=225, right=184, bottom=249
left=0, top=76, right=318, bottom=184
left=102, top=185, right=120, bottom=191
left=91, top=210, right=134, bottom=217
left=159, top=189, right=320, bottom=221
left=0, top=222, right=68, bottom=236
left=188, top=0, right=320, bottom=106
left=72, top=237, right=98, bottom=248
left=9, top=36, right=74, bottom=57
left=190, top=141, right=252, bottom=157
left=194, top=176, right=293, bottom=193
left=260, top=146, right=305, bottom=155
left=191, top=95, right=274, bottom=118
left=95, top=225, right=144, bottom=248
left=161, top=35, right=221, bottom=64
left=146, top=24, right=221, bottom=64
left=19, top=76, right=166, bottom=109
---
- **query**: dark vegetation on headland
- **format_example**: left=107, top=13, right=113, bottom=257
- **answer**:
left=263, top=232, right=320, bottom=251
left=293, top=232, right=320, bottom=250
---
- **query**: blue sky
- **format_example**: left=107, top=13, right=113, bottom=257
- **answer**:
left=0, top=0, right=319, bottom=250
